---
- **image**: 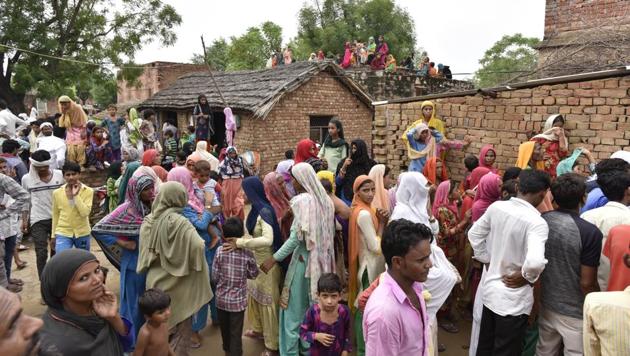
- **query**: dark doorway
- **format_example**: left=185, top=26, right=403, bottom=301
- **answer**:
left=210, top=110, right=226, bottom=151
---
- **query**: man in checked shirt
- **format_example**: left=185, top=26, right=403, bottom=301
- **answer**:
left=212, top=217, right=259, bottom=356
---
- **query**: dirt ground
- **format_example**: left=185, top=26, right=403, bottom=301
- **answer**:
left=13, top=238, right=472, bottom=356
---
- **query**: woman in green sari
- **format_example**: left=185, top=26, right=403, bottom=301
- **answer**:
left=261, top=162, right=336, bottom=356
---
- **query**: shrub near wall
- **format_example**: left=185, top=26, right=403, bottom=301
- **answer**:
left=373, top=75, right=630, bottom=180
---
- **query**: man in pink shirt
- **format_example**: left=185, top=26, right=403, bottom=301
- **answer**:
left=363, top=219, right=433, bottom=355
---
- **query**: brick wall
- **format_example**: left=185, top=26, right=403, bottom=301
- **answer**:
left=544, top=0, right=630, bottom=35
left=373, top=74, right=630, bottom=180
left=240, top=71, right=374, bottom=175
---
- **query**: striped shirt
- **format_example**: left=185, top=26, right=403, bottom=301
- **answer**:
left=583, top=286, right=630, bottom=356
left=211, top=245, right=258, bottom=312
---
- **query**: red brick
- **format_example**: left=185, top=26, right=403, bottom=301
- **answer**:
left=575, top=89, right=598, bottom=97
left=600, top=88, right=628, bottom=98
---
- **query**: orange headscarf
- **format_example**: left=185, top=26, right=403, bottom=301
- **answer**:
left=423, top=157, right=448, bottom=186
left=348, top=175, right=378, bottom=313
left=516, top=141, right=545, bottom=171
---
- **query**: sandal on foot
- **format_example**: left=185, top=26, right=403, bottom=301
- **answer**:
left=18, top=244, right=29, bottom=251
left=243, top=330, right=264, bottom=339
left=439, top=321, right=459, bottom=333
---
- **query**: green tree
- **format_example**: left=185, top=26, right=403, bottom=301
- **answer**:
left=191, top=38, right=230, bottom=71
left=0, top=0, right=181, bottom=112
left=474, top=34, right=541, bottom=88
left=296, top=0, right=416, bottom=61
left=91, top=75, right=118, bottom=108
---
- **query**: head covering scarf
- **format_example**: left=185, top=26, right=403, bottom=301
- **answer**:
left=295, top=139, right=318, bottom=164
left=322, top=118, right=348, bottom=149
left=469, top=166, right=492, bottom=189
left=243, top=177, right=283, bottom=252
left=402, top=122, right=437, bottom=163
left=533, top=114, right=567, bottom=147
left=142, top=149, right=159, bottom=166
left=93, top=175, right=155, bottom=236
left=336, top=139, right=376, bottom=201
left=348, top=175, right=378, bottom=312
left=137, top=182, right=212, bottom=328
left=39, top=249, right=124, bottom=355
left=432, top=180, right=459, bottom=217
left=122, top=147, right=140, bottom=162
left=225, top=107, right=236, bottom=147
left=556, top=148, right=584, bottom=176
left=478, top=144, right=497, bottom=172
left=390, top=172, right=431, bottom=225
left=316, top=170, right=335, bottom=194
left=420, top=100, right=445, bottom=134
left=516, top=141, right=545, bottom=170
left=167, top=167, right=205, bottom=213
left=263, top=172, right=291, bottom=223
left=219, top=146, right=244, bottom=178
left=423, top=157, right=448, bottom=186
left=190, top=141, right=220, bottom=170
left=118, top=161, right=141, bottom=204
left=368, top=164, right=390, bottom=212
left=27, top=155, right=55, bottom=182
left=152, top=166, right=168, bottom=182
left=610, top=150, right=630, bottom=163
left=290, top=163, right=336, bottom=299
left=57, top=97, right=87, bottom=128
left=472, top=173, right=502, bottom=222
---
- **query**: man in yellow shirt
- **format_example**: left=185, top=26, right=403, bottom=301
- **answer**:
left=51, top=161, right=93, bottom=252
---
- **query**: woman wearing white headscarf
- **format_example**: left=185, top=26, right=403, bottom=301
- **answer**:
left=260, top=162, right=335, bottom=356
left=189, top=141, right=219, bottom=171
left=389, top=171, right=459, bottom=356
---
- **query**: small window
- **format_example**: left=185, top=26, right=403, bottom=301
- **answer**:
left=309, top=116, right=333, bottom=144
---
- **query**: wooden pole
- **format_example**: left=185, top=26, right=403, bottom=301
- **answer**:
left=201, top=35, right=228, bottom=107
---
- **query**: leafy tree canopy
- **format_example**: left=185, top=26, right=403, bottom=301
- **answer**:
left=0, top=0, right=182, bottom=111
left=473, top=33, right=541, bottom=88
left=295, top=0, right=416, bottom=61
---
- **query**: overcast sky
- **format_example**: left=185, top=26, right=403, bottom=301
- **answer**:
left=134, top=0, right=546, bottom=78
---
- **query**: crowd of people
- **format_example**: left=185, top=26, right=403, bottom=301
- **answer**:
left=0, top=94, right=629, bottom=356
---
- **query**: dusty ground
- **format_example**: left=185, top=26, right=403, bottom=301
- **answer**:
left=13, top=238, right=472, bottom=356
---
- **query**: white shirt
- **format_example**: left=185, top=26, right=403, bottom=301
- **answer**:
left=581, top=201, right=630, bottom=291
left=36, top=135, right=66, bottom=170
left=0, top=108, right=28, bottom=137
left=29, top=107, right=38, bottom=120
left=468, top=197, right=549, bottom=316
left=21, top=169, right=64, bottom=225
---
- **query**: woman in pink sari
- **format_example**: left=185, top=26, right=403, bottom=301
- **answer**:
left=341, top=42, right=352, bottom=69
left=376, top=35, right=389, bottom=67
left=478, top=144, right=498, bottom=173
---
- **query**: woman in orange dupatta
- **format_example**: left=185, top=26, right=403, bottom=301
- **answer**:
left=516, top=141, right=554, bottom=212
left=348, top=175, right=387, bottom=355
left=423, top=156, right=448, bottom=187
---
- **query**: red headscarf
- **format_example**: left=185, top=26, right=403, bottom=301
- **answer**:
left=469, top=167, right=492, bottom=189
left=263, top=172, right=290, bottom=224
left=142, top=149, right=159, bottom=167
left=479, top=144, right=498, bottom=173
left=423, top=157, right=448, bottom=186
left=295, top=139, right=317, bottom=164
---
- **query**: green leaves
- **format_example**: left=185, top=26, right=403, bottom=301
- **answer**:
left=474, top=34, right=541, bottom=88
left=294, top=0, right=417, bottom=61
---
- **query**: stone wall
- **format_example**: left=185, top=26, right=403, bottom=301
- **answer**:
left=244, top=71, right=374, bottom=175
left=345, top=67, right=474, bottom=101
left=373, top=74, right=630, bottom=181
left=543, top=0, right=630, bottom=35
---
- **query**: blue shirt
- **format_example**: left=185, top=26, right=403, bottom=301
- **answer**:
left=101, top=117, right=124, bottom=150
left=581, top=187, right=608, bottom=214
left=407, top=128, right=443, bottom=173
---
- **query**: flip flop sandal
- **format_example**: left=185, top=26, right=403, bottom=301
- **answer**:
left=18, top=244, right=29, bottom=251
left=243, top=330, right=265, bottom=339
left=190, top=341, right=201, bottom=349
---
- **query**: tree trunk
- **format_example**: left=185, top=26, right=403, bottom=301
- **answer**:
left=0, top=81, right=25, bottom=114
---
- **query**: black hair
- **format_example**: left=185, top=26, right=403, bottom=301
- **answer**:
left=32, top=119, right=43, bottom=126
left=285, top=150, right=294, bottom=160
left=518, top=169, right=551, bottom=194
left=503, top=167, right=522, bottom=182
left=0, top=157, right=7, bottom=164
left=328, top=118, right=345, bottom=140
left=142, top=109, right=155, bottom=120
left=187, top=125, right=195, bottom=133
left=595, top=158, right=630, bottom=176
left=182, top=142, right=194, bottom=156
left=464, top=154, right=479, bottom=172
left=501, top=179, right=519, bottom=200
left=317, top=273, right=342, bottom=294
left=138, top=288, right=171, bottom=317
left=552, top=115, right=565, bottom=125
left=176, top=151, right=187, bottom=162
left=598, top=170, right=630, bottom=202
left=320, top=178, right=333, bottom=194
left=449, top=180, right=461, bottom=194
left=223, top=217, right=244, bottom=238
left=164, top=130, right=174, bottom=138
left=551, top=173, right=586, bottom=210
left=208, top=170, right=221, bottom=182
left=0, top=100, right=6, bottom=109
left=61, top=161, right=81, bottom=174
left=31, top=150, right=51, bottom=162
left=382, top=219, right=433, bottom=268
left=1, top=139, right=20, bottom=154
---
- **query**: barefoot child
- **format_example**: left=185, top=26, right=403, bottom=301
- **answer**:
left=134, top=288, right=175, bottom=356
left=300, top=273, right=351, bottom=356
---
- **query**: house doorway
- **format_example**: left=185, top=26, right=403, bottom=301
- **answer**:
left=210, top=110, right=226, bottom=151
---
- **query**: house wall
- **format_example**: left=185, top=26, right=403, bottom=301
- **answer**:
left=544, top=0, right=630, bottom=35
left=373, top=74, right=630, bottom=180
left=239, top=71, right=374, bottom=175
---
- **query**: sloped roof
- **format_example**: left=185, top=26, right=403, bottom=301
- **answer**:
left=139, top=60, right=373, bottom=118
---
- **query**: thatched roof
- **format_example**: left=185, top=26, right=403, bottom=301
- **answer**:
left=138, top=61, right=373, bottom=118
